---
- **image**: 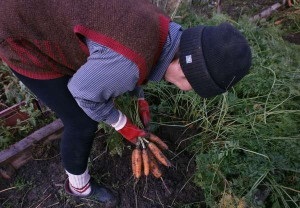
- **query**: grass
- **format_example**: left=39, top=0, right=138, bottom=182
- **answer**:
left=141, top=3, right=300, bottom=207
left=93, top=4, right=300, bottom=206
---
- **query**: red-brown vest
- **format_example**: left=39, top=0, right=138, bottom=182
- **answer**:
left=0, top=0, right=170, bottom=85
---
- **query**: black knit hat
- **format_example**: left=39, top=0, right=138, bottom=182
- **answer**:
left=179, top=23, right=252, bottom=98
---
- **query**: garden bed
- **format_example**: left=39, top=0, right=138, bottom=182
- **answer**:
left=0, top=125, right=205, bottom=208
left=0, top=119, right=63, bottom=180
left=0, top=101, right=30, bottom=127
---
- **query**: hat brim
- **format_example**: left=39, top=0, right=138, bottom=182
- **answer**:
left=179, top=26, right=226, bottom=98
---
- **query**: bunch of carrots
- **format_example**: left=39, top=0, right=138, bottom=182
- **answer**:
left=131, top=133, right=171, bottom=179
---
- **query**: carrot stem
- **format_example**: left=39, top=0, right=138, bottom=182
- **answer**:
left=160, top=177, right=171, bottom=194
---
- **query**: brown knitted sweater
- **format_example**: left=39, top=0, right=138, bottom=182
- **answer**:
left=0, top=0, right=170, bottom=84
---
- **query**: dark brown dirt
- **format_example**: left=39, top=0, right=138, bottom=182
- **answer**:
left=0, top=126, right=205, bottom=208
left=283, top=32, right=300, bottom=45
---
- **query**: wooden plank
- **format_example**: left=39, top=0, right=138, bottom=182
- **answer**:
left=250, top=3, right=282, bottom=22
left=0, top=119, right=64, bottom=179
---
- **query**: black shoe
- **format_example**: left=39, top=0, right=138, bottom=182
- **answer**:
left=64, top=178, right=118, bottom=207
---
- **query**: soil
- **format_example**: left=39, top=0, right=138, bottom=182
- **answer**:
left=0, top=126, right=204, bottom=208
left=1, top=1, right=298, bottom=208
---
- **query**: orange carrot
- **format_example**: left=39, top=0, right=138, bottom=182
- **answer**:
left=147, top=142, right=171, bottom=167
left=149, top=134, right=169, bottom=150
left=131, top=148, right=142, bottom=179
left=148, top=151, right=162, bottom=178
left=142, top=149, right=150, bottom=176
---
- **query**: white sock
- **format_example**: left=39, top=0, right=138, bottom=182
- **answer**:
left=66, top=169, right=92, bottom=196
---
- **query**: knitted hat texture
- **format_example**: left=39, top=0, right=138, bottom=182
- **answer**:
left=179, top=23, right=252, bottom=98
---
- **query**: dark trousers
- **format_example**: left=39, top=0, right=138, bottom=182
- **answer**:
left=12, top=70, right=98, bottom=175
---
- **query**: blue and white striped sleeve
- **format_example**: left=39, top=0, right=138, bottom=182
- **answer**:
left=67, top=39, right=140, bottom=124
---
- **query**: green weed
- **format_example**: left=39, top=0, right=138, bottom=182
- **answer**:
left=143, top=11, right=300, bottom=208
left=108, top=14, right=299, bottom=206
left=0, top=65, right=56, bottom=150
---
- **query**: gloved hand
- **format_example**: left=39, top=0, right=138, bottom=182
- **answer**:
left=112, top=111, right=147, bottom=144
left=137, top=98, right=151, bottom=128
